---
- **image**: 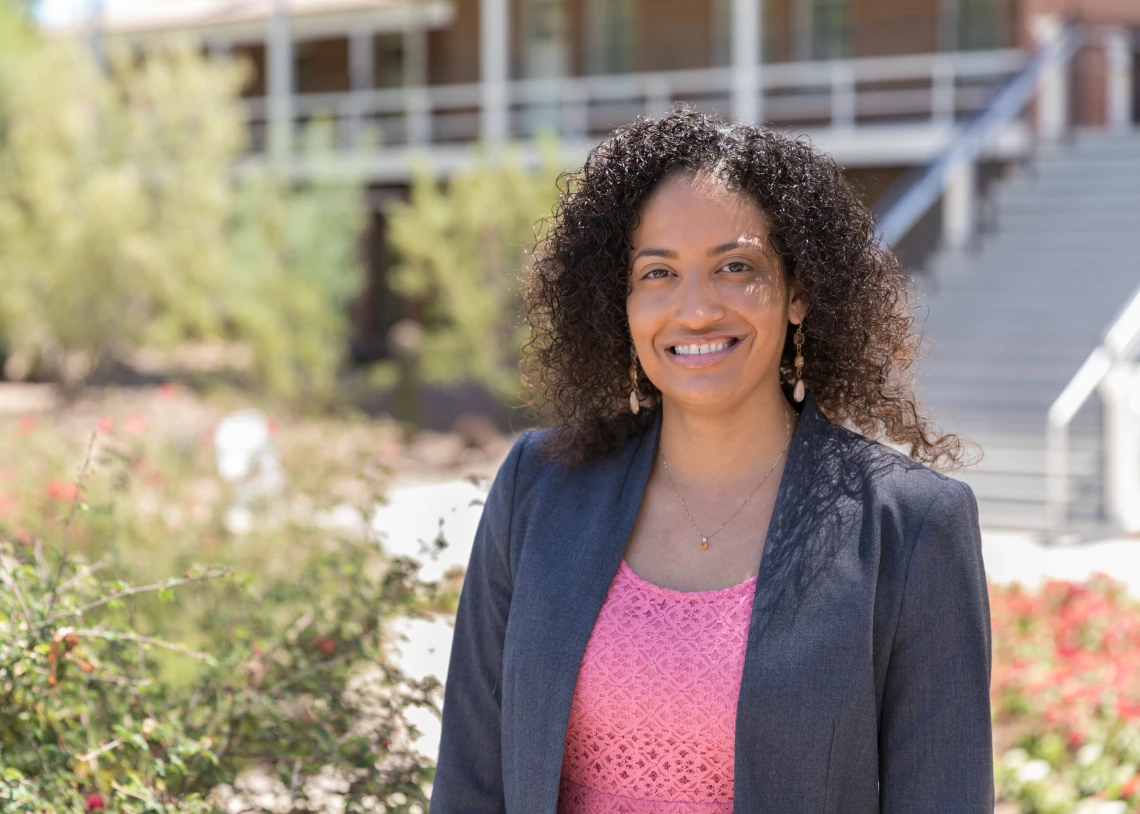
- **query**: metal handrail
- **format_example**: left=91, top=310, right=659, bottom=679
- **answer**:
left=1047, top=287, right=1140, bottom=532
left=876, top=24, right=1085, bottom=247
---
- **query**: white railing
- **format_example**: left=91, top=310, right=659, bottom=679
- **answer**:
left=876, top=25, right=1084, bottom=246
left=243, top=48, right=1026, bottom=155
left=1047, top=288, right=1140, bottom=533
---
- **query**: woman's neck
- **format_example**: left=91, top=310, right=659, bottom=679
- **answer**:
left=656, top=388, right=799, bottom=492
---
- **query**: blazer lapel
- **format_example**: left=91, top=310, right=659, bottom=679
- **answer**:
left=732, top=391, right=872, bottom=811
left=508, top=408, right=662, bottom=814
left=745, top=388, right=833, bottom=644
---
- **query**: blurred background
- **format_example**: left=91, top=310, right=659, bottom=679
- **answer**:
left=1, top=0, right=1139, bottom=811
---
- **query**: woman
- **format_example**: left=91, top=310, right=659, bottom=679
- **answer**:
left=430, top=107, right=992, bottom=814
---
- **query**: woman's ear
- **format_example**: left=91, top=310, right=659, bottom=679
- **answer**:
left=788, top=279, right=810, bottom=326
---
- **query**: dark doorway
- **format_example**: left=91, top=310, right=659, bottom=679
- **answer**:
left=1132, top=34, right=1140, bottom=125
left=350, top=189, right=405, bottom=364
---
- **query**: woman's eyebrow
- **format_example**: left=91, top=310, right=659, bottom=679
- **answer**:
left=631, top=239, right=769, bottom=262
left=707, top=238, right=768, bottom=257
left=630, top=247, right=678, bottom=261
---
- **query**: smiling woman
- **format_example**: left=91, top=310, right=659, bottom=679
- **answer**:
left=431, top=105, right=993, bottom=814
left=522, top=105, right=965, bottom=471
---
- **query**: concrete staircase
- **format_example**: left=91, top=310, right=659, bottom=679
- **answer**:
left=915, top=131, right=1140, bottom=533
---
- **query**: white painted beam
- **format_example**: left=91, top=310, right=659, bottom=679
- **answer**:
left=942, top=158, right=976, bottom=252
left=267, top=0, right=294, bottom=169
left=481, top=0, right=510, bottom=147
left=731, top=0, right=762, bottom=124
left=1106, top=26, right=1133, bottom=134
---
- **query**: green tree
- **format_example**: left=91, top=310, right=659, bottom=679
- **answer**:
left=385, top=140, right=564, bottom=402
left=0, top=10, right=363, bottom=401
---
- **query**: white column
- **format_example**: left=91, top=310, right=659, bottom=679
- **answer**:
left=1106, top=26, right=1133, bottom=134
left=404, top=9, right=431, bottom=146
left=87, top=0, right=107, bottom=74
left=942, top=158, right=976, bottom=252
left=350, top=28, right=374, bottom=91
left=731, top=0, right=762, bottom=124
left=267, top=0, right=294, bottom=169
left=830, top=62, right=855, bottom=129
left=1031, top=13, right=1068, bottom=143
left=349, top=28, right=374, bottom=149
left=481, top=0, right=510, bottom=147
left=1099, top=363, right=1140, bottom=533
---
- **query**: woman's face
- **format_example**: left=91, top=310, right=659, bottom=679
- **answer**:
left=626, top=170, right=808, bottom=414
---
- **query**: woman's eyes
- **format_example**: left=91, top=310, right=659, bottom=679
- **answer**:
left=640, top=261, right=754, bottom=280
left=721, top=261, right=753, bottom=274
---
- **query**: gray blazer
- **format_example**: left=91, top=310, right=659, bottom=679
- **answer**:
left=430, top=391, right=993, bottom=813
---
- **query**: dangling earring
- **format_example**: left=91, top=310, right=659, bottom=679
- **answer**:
left=792, top=322, right=806, bottom=403
left=629, top=353, right=641, bottom=415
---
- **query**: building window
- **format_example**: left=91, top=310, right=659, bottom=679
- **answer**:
left=795, top=0, right=851, bottom=61
left=374, top=34, right=404, bottom=88
left=941, top=0, right=1010, bottom=51
left=522, top=0, right=568, bottom=78
left=957, top=0, right=1007, bottom=50
left=586, top=0, right=637, bottom=74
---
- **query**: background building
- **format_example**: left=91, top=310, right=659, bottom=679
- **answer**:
left=48, top=0, right=1140, bottom=534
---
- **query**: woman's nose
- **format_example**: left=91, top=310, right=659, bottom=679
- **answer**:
left=673, top=274, right=725, bottom=327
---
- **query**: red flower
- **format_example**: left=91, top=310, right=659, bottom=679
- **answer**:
left=94, top=416, right=115, bottom=435
left=1122, top=775, right=1140, bottom=799
left=48, top=479, right=80, bottom=502
left=311, top=636, right=336, bottom=658
left=85, top=793, right=105, bottom=811
left=156, top=383, right=176, bottom=401
left=17, top=415, right=36, bottom=435
left=123, top=414, right=148, bottom=436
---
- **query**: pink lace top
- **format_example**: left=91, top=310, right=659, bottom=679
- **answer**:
left=557, top=558, right=758, bottom=814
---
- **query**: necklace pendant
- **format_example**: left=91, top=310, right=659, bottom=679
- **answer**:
left=700, top=537, right=708, bottom=550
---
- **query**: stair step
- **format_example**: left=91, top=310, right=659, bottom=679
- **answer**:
left=903, top=132, right=1137, bottom=531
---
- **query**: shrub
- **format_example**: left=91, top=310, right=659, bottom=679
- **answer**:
left=384, top=139, right=564, bottom=402
left=1, top=414, right=443, bottom=811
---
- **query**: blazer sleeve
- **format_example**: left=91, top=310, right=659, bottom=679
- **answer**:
left=878, top=477, right=994, bottom=814
left=429, top=432, right=528, bottom=814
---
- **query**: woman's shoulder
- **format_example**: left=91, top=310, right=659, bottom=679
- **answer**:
left=811, top=413, right=977, bottom=523
left=494, top=425, right=630, bottom=490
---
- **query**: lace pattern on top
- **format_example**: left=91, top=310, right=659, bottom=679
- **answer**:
left=557, top=558, right=757, bottom=814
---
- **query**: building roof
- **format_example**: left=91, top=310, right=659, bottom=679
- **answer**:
left=46, top=0, right=453, bottom=42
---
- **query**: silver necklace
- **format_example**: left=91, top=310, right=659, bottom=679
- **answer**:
left=659, top=411, right=797, bottom=550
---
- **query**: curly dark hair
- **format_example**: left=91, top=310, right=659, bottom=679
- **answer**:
left=521, top=105, right=968, bottom=471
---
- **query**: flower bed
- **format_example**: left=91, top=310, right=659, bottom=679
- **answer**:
left=991, top=574, right=1140, bottom=813
left=0, top=385, right=490, bottom=812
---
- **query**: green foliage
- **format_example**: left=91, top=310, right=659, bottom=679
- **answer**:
left=0, top=12, right=364, bottom=401
left=385, top=140, right=564, bottom=401
left=0, top=404, right=444, bottom=811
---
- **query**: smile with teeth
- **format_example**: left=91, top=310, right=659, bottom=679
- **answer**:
left=669, top=338, right=738, bottom=356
